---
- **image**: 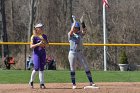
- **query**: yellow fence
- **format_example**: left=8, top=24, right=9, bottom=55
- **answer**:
left=0, top=42, right=140, bottom=46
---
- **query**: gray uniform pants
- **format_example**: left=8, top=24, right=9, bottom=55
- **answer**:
left=68, top=51, right=89, bottom=72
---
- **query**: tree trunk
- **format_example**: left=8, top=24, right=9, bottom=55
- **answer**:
left=28, top=0, right=38, bottom=42
left=0, top=0, right=2, bottom=57
left=1, top=0, right=9, bottom=57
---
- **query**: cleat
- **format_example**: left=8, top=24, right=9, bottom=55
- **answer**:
left=29, top=82, right=33, bottom=88
left=72, top=85, right=77, bottom=89
left=91, top=83, right=99, bottom=88
left=91, top=83, right=96, bottom=86
left=93, top=84, right=98, bottom=87
left=40, top=84, right=46, bottom=89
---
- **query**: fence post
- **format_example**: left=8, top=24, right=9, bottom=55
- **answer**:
left=24, top=45, right=27, bottom=70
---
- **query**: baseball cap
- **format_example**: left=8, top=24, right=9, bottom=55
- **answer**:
left=34, top=23, right=43, bottom=28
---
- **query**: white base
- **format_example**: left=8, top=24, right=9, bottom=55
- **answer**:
left=84, top=86, right=99, bottom=89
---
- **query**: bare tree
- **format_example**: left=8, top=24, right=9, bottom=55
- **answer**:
left=2, top=0, right=140, bottom=70
left=28, top=0, right=38, bottom=42
left=1, top=0, right=9, bottom=57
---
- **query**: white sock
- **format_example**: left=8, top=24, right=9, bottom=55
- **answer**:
left=39, top=71, right=44, bottom=84
left=30, top=70, right=37, bottom=82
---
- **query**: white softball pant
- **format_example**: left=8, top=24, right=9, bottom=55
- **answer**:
left=68, top=51, right=89, bottom=72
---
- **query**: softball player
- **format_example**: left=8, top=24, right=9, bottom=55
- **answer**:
left=29, top=23, right=49, bottom=89
left=68, top=15, right=98, bottom=89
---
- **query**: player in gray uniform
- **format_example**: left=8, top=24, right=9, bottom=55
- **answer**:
left=68, top=15, right=98, bottom=89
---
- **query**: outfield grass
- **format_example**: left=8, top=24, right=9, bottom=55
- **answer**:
left=0, top=70, right=140, bottom=84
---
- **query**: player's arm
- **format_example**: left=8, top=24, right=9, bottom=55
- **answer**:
left=30, top=41, right=42, bottom=48
left=30, top=35, right=43, bottom=48
left=30, top=41, right=43, bottom=49
left=81, top=27, right=87, bottom=36
left=40, top=34, right=49, bottom=47
left=69, top=15, right=76, bottom=36
left=80, top=16, right=87, bottom=36
left=43, top=35, right=49, bottom=45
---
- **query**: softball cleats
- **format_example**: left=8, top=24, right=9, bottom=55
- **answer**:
left=40, top=84, right=46, bottom=89
left=29, top=82, right=34, bottom=88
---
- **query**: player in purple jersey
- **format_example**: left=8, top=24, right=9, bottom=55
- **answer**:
left=29, top=23, right=49, bottom=89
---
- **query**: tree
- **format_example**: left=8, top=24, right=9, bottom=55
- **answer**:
left=119, top=50, right=128, bottom=64
left=1, top=0, right=9, bottom=57
left=28, top=0, right=38, bottom=42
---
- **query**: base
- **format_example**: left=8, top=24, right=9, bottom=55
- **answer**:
left=84, top=86, right=99, bottom=89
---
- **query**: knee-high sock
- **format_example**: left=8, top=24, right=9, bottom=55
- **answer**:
left=70, top=71, right=76, bottom=85
left=30, top=70, right=37, bottom=82
left=39, top=71, right=44, bottom=84
left=85, top=70, right=93, bottom=83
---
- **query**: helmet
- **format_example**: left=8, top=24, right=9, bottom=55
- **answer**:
left=34, top=23, right=43, bottom=28
left=71, top=22, right=80, bottom=28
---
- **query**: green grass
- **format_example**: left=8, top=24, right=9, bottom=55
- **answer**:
left=0, top=70, right=140, bottom=84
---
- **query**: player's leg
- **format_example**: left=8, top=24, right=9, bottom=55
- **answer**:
left=68, top=51, right=76, bottom=89
left=77, top=52, right=94, bottom=86
left=39, top=70, right=45, bottom=89
left=26, top=61, right=29, bottom=70
left=39, top=53, right=46, bottom=89
left=29, top=70, right=37, bottom=88
left=77, top=52, right=89, bottom=71
left=29, top=54, right=39, bottom=88
left=28, top=61, right=32, bottom=70
left=33, top=54, right=40, bottom=71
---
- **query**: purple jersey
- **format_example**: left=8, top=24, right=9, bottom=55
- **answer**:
left=31, top=34, right=48, bottom=53
left=31, top=34, right=48, bottom=71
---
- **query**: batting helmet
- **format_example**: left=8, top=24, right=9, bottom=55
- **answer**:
left=71, top=22, right=80, bottom=28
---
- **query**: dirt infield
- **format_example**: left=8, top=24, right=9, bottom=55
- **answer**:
left=0, top=82, right=140, bottom=93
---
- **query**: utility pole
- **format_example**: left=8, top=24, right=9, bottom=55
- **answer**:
left=102, top=0, right=109, bottom=71
left=103, top=3, right=107, bottom=71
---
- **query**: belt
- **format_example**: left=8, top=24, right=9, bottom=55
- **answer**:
left=70, top=49, right=81, bottom=52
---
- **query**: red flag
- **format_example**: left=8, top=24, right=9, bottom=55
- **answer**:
left=103, top=0, right=109, bottom=8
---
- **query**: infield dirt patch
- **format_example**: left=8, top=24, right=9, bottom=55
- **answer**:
left=0, top=82, right=140, bottom=93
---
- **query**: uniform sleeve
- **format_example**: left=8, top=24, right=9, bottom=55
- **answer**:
left=42, top=34, right=49, bottom=44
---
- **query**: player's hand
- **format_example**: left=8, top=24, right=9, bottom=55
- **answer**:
left=72, top=15, right=76, bottom=19
left=72, top=15, right=76, bottom=22
left=38, top=40, right=47, bottom=47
